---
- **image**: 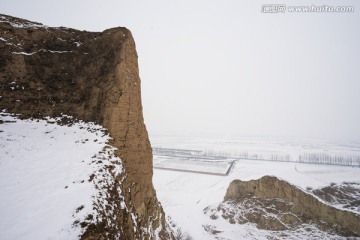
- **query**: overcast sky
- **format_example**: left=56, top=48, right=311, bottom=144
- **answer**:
left=1, top=0, right=360, bottom=140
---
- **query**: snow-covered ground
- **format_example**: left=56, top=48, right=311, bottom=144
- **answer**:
left=154, top=156, right=232, bottom=175
left=151, top=135, right=360, bottom=164
left=2, top=115, right=359, bottom=240
left=0, top=112, right=122, bottom=240
left=152, top=135, right=360, bottom=240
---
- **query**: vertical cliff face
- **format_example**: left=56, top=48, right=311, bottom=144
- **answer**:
left=0, top=14, right=171, bottom=239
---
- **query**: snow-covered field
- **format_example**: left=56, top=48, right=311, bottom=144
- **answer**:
left=152, top=135, right=360, bottom=240
left=0, top=112, right=122, bottom=240
left=154, top=156, right=232, bottom=175
left=2, top=114, right=359, bottom=240
left=151, top=135, right=360, bottom=165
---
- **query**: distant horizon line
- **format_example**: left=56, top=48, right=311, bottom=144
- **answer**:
left=148, top=132, right=360, bottom=143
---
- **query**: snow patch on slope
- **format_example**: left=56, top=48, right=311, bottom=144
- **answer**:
left=0, top=112, right=122, bottom=240
left=0, top=15, right=47, bottom=29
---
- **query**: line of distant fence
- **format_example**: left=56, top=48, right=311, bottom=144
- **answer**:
left=153, top=147, right=360, bottom=167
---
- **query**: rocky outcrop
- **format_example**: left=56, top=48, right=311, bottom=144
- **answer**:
left=209, top=176, right=360, bottom=237
left=0, top=14, right=171, bottom=239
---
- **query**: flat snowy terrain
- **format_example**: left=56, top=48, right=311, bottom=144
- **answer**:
left=154, top=156, right=232, bottom=175
left=151, top=135, right=360, bottom=165
left=0, top=112, right=121, bottom=240
left=152, top=135, right=360, bottom=240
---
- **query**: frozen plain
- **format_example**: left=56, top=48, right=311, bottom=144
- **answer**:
left=152, top=135, right=360, bottom=240
left=1, top=112, right=359, bottom=239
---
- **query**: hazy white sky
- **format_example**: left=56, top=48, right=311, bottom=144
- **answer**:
left=1, top=0, right=360, bottom=140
